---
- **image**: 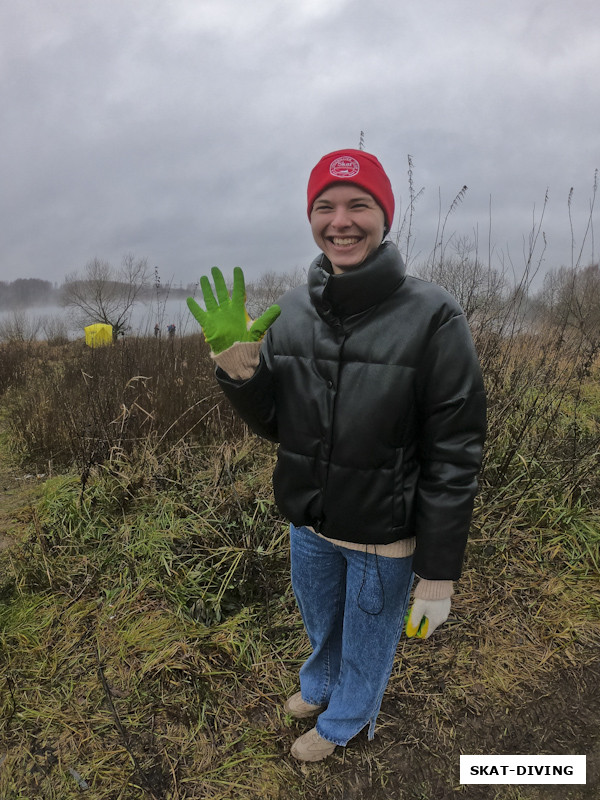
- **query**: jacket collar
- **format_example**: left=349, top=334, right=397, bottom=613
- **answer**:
left=308, top=241, right=407, bottom=320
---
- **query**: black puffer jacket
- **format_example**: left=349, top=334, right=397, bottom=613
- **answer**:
left=217, top=242, right=486, bottom=581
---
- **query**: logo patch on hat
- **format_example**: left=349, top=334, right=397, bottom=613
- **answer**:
left=329, top=155, right=360, bottom=178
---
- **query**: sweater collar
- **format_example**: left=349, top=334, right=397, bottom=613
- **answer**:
left=308, top=241, right=406, bottom=319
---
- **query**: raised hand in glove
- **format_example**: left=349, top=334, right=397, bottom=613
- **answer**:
left=187, top=266, right=281, bottom=354
left=405, top=597, right=451, bottom=639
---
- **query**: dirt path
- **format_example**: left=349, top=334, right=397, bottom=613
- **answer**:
left=377, top=662, right=600, bottom=799
left=297, top=628, right=600, bottom=799
left=292, top=660, right=600, bottom=800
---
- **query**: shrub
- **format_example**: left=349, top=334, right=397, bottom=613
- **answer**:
left=3, top=334, right=246, bottom=472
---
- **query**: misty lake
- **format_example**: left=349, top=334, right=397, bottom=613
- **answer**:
left=0, top=297, right=198, bottom=340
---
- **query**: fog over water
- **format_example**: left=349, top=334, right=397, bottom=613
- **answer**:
left=0, top=297, right=196, bottom=340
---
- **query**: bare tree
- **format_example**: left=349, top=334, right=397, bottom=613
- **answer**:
left=62, top=253, right=150, bottom=338
left=0, top=310, right=42, bottom=342
left=240, top=267, right=307, bottom=318
left=41, top=314, right=70, bottom=345
left=415, top=236, right=507, bottom=325
left=538, top=262, right=600, bottom=347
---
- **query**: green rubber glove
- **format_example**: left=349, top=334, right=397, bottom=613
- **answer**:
left=187, top=266, right=281, bottom=354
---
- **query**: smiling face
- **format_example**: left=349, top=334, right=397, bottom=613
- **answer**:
left=310, top=184, right=386, bottom=274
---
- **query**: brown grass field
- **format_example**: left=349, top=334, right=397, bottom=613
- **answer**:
left=0, top=317, right=599, bottom=799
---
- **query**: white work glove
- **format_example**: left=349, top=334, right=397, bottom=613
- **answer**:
left=405, top=597, right=451, bottom=639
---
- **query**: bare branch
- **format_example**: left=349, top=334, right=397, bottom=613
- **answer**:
left=62, top=255, right=150, bottom=336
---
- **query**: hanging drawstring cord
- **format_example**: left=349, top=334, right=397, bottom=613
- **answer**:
left=357, top=545, right=385, bottom=615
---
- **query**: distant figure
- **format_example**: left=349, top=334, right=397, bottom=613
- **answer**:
left=154, top=323, right=160, bottom=338
left=167, top=324, right=176, bottom=339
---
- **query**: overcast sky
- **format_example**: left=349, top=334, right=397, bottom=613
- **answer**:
left=1, top=0, right=599, bottom=290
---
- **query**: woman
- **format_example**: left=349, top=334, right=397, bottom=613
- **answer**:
left=188, top=149, right=486, bottom=761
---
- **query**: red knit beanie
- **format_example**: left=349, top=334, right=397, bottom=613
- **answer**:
left=307, top=149, right=395, bottom=230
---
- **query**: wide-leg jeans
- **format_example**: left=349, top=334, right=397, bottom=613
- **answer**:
left=290, top=524, right=414, bottom=746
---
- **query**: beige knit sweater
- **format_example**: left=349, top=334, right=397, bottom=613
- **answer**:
left=213, top=340, right=453, bottom=602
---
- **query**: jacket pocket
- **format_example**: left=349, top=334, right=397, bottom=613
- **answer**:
left=392, top=448, right=406, bottom=527
left=273, top=447, right=323, bottom=525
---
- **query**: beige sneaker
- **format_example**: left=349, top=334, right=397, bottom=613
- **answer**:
left=291, top=727, right=337, bottom=761
left=283, top=691, right=324, bottom=719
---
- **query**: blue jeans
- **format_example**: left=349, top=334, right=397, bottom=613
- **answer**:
left=290, top=524, right=414, bottom=746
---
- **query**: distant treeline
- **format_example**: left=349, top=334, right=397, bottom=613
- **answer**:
left=0, top=279, right=60, bottom=311
left=0, top=278, right=190, bottom=312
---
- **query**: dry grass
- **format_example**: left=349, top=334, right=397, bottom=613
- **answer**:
left=1, top=327, right=599, bottom=798
left=2, top=334, right=246, bottom=473
left=0, top=441, right=301, bottom=799
left=1, top=429, right=599, bottom=798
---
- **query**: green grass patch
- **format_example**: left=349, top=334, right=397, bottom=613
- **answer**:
left=0, top=445, right=305, bottom=799
left=1, top=438, right=599, bottom=799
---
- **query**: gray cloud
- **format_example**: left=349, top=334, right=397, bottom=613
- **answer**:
left=1, top=0, right=599, bottom=288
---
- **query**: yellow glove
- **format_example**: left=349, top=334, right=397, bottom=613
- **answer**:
left=405, top=597, right=451, bottom=639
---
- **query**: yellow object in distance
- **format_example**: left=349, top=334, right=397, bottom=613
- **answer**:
left=85, top=324, right=113, bottom=348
